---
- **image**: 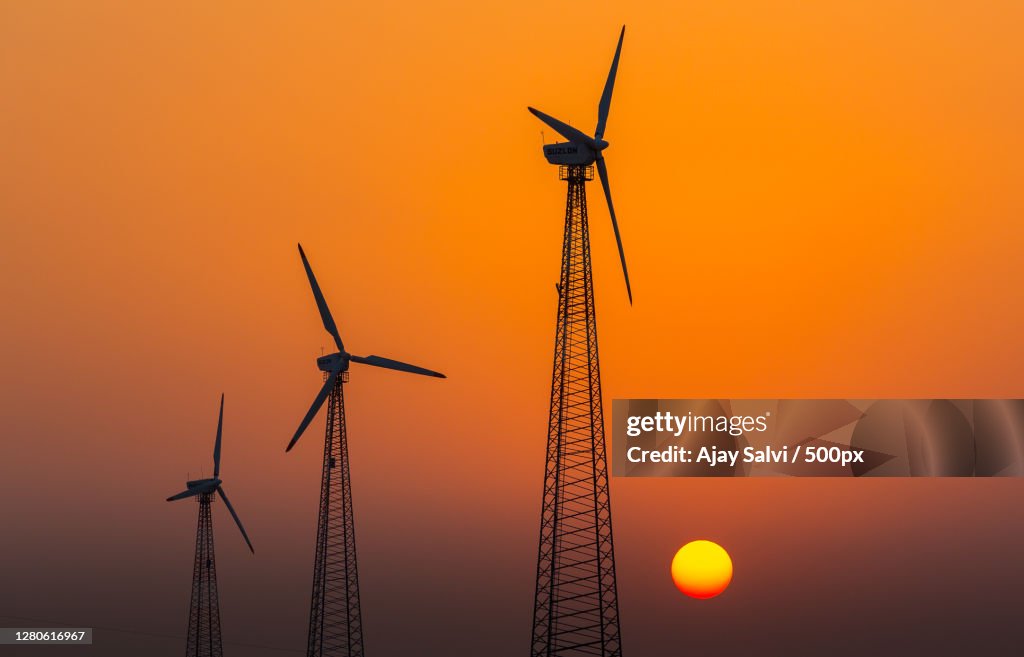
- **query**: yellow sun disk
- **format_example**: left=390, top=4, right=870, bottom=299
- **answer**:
left=671, top=540, right=733, bottom=599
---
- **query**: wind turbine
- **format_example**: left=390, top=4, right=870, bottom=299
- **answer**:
left=527, top=26, right=630, bottom=657
left=528, top=24, right=631, bottom=304
left=167, top=394, right=253, bottom=657
left=289, top=243, right=445, bottom=657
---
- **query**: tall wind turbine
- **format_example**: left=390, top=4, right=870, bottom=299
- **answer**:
left=167, top=394, right=254, bottom=657
left=289, top=243, right=445, bottom=657
left=527, top=26, right=629, bottom=657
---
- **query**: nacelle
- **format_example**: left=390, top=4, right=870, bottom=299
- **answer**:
left=317, top=352, right=348, bottom=373
left=543, top=141, right=596, bottom=166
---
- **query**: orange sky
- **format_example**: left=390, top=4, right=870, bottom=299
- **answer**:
left=2, top=2, right=1024, bottom=655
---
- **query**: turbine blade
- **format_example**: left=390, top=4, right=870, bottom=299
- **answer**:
left=213, top=393, right=224, bottom=478
left=287, top=368, right=340, bottom=452
left=596, top=157, right=632, bottom=304
left=216, top=487, right=254, bottom=554
left=595, top=26, right=625, bottom=140
left=527, top=107, right=597, bottom=148
left=166, top=488, right=200, bottom=502
left=350, top=354, right=446, bottom=378
left=298, top=243, right=344, bottom=353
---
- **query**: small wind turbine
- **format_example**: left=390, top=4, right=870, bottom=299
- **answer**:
left=167, top=394, right=252, bottom=657
left=167, top=394, right=254, bottom=551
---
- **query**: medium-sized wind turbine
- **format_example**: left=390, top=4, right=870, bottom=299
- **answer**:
left=167, top=394, right=252, bottom=657
left=288, top=243, right=445, bottom=452
left=528, top=25, right=631, bottom=303
left=289, top=242, right=444, bottom=657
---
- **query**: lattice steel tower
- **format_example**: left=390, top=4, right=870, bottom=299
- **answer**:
left=306, top=373, right=363, bottom=656
left=187, top=494, right=223, bottom=657
left=288, top=244, right=446, bottom=657
left=167, top=394, right=255, bottom=657
left=528, top=27, right=631, bottom=657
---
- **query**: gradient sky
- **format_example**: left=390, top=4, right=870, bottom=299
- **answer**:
left=2, top=1, right=1024, bottom=655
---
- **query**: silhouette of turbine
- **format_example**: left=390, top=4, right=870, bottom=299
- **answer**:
left=167, top=394, right=254, bottom=657
left=289, top=243, right=445, bottom=657
left=527, top=26, right=630, bottom=657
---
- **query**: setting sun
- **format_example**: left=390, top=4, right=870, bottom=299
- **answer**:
left=671, top=540, right=733, bottom=600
